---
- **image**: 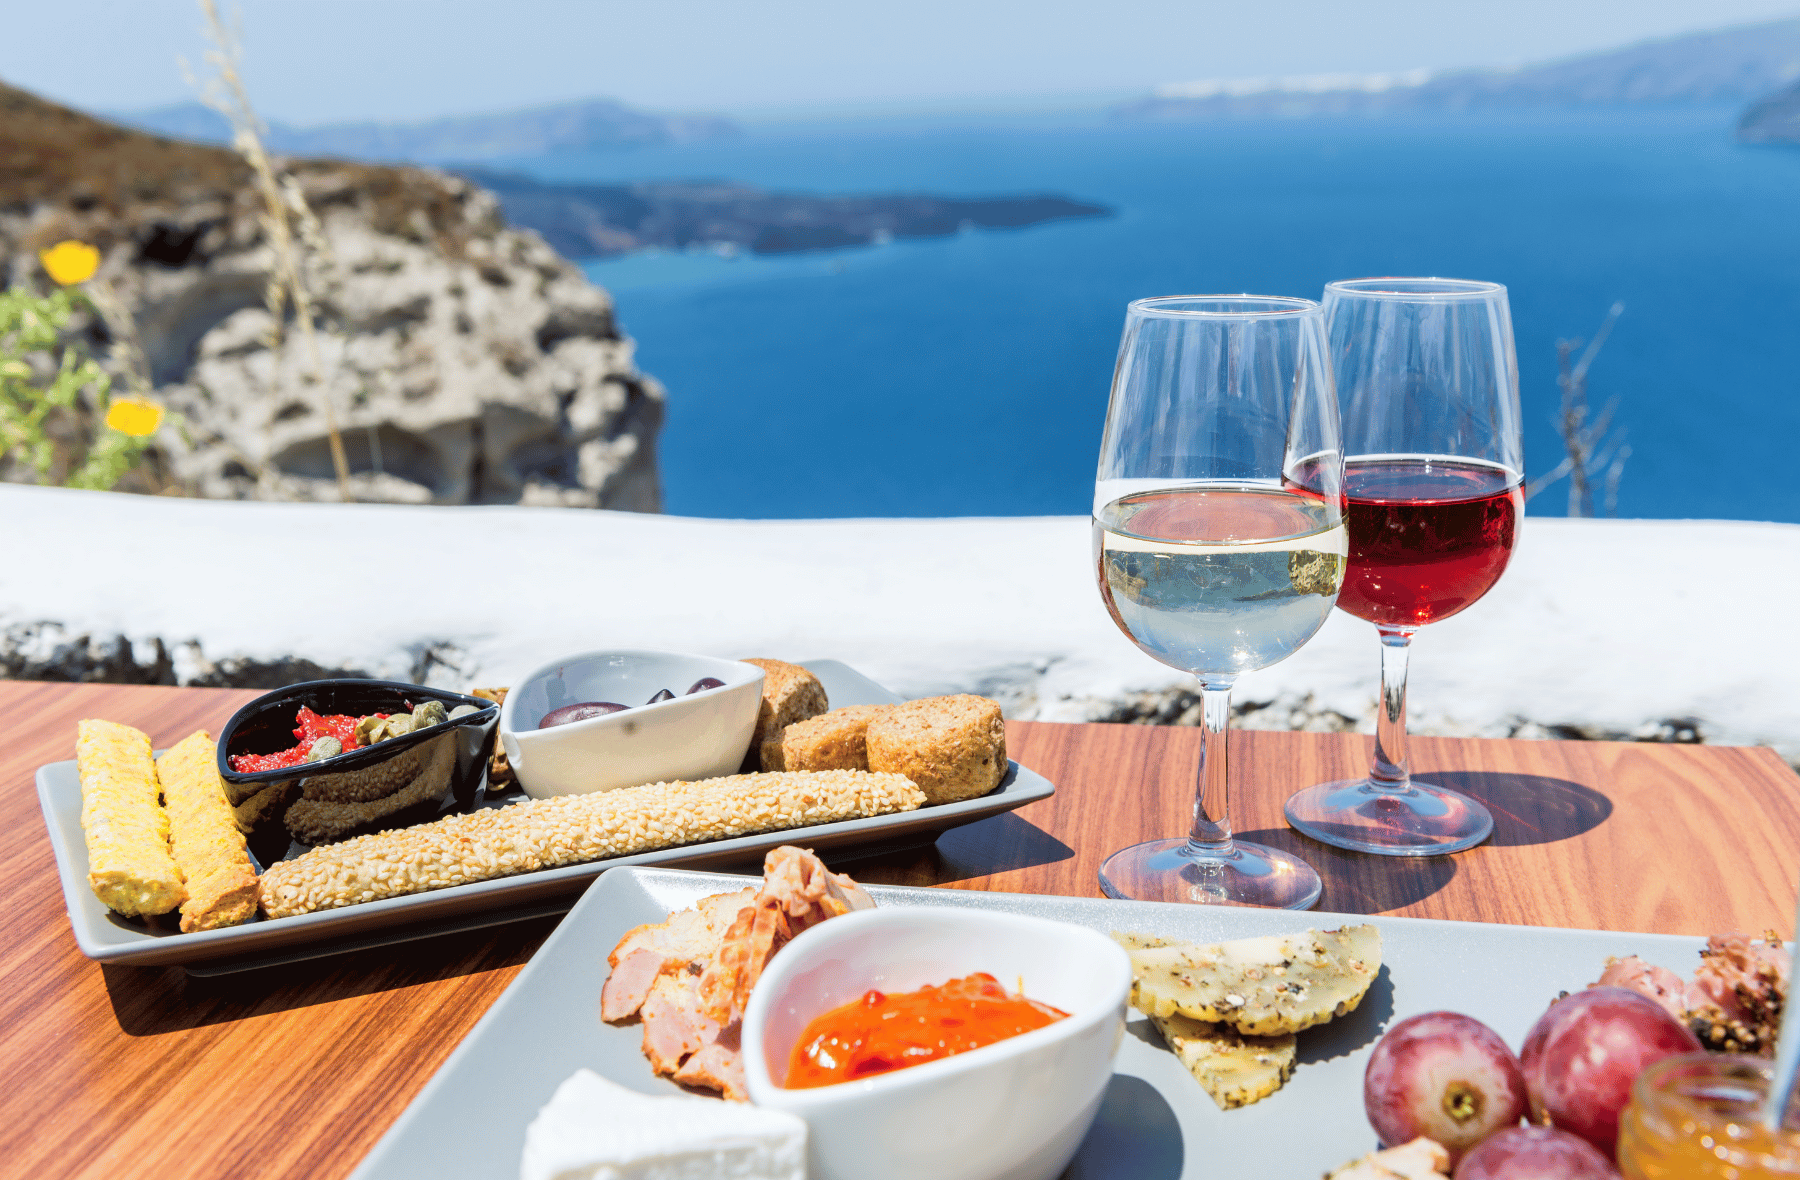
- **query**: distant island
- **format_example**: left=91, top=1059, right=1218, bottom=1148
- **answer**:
left=454, top=168, right=1111, bottom=259
left=1740, top=79, right=1800, bottom=143
left=111, top=96, right=741, bottom=162
left=1115, top=17, right=1800, bottom=121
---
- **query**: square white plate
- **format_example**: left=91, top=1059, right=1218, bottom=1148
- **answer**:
left=36, top=660, right=1053, bottom=972
left=350, top=866, right=1712, bottom=1180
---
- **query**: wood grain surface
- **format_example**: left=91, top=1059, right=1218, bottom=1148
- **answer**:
left=4, top=680, right=1798, bottom=1180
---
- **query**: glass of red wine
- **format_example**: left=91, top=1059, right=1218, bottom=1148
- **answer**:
left=1283, top=278, right=1524, bottom=856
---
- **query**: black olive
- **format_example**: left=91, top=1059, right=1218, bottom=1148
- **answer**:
left=539, top=701, right=629, bottom=729
left=687, top=677, right=726, bottom=694
left=647, top=689, right=675, bottom=704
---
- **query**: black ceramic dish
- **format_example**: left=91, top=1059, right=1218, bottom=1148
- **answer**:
left=216, top=679, right=500, bottom=812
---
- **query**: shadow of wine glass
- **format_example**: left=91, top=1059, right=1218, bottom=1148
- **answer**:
left=1235, top=826, right=1460, bottom=912
left=1064, top=1072, right=1185, bottom=1180
left=1416, top=771, right=1613, bottom=847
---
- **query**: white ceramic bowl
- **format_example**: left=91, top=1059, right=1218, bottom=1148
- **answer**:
left=498, top=650, right=763, bottom=798
left=742, top=907, right=1131, bottom=1180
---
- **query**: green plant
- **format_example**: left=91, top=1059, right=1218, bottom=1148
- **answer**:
left=0, top=273, right=159, bottom=492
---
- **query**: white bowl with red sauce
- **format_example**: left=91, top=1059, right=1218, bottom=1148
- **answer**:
left=741, top=906, right=1132, bottom=1180
left=497, top=650, right=764, bottom=798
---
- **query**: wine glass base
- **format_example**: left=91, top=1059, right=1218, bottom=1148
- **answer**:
left=1284, top=779, right=1493, bottom=856
left=1098, top=838, right=1321, bottom=909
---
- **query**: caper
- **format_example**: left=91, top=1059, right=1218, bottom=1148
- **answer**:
left=305, top=736, right=342, bottom=763
left=412, top=700, right=449, bottom=728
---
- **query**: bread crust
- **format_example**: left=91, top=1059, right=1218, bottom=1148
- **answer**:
left=760, top=705, right=890, bottom=772
left=865, top=694, right=1006, bottom=805
left=742, top=659, right=828, bottom=752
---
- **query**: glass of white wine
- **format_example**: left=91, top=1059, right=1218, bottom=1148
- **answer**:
left=1093, top=295, right=1345, bottom=909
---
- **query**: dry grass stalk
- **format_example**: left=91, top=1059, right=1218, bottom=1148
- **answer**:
left=1524, top=301, right=1630, bottom=517
left=192, top=0, right=352, bottom=500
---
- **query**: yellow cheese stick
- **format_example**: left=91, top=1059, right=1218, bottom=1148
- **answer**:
left=77, top=719, right=186, bottom=916
left=158, top=731, right=259, bottom=932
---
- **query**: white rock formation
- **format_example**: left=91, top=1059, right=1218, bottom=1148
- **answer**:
left=2, top=484, right=1796, bottom=763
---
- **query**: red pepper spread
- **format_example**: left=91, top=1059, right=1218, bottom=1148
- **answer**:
left=784, top=972, right=1068, bottom=1089
left=227, top=706, right=370, bottom=773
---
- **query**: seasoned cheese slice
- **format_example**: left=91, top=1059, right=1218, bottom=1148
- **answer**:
left=1149, top=1011, right=1296, bottom=1110
left=1115, top=925, right=1382, bottom=1037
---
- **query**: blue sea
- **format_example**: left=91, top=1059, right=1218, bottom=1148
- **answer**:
left=512, top=105, right=1797, bottom=520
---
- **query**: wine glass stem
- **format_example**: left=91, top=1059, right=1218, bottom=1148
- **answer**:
left=1371, top=626, right=1416, bottom=792
left=1188, top=676, right=1236, bottom=853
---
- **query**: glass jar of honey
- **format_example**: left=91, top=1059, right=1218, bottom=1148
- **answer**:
left=1618, top=1053, right=1800, bottom=1178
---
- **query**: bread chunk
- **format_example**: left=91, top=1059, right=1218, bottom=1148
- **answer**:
left=159, top=731, right=259, bottom=932
left=1149, top=1011, right=1297, bottom=1109
left=77, top=718, right=187, bottom=917
left=760, top=705, right=890, bottom=772
left=743, top=659, right=828, bottom=751
left=865, top=694, right=1006, bottom=805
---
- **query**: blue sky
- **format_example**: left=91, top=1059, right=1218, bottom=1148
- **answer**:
left=9, top=0, right=1800, bottom=123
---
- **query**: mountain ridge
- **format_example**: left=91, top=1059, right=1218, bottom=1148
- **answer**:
left=111, top=96, right=742, bottom=162
left=1116, top=17, right=1800, bottom=121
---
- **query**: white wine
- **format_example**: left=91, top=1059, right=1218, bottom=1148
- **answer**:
left=1094, top=485, right=1347, bottom=675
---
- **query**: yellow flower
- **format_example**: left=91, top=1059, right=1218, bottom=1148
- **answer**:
left=105, top=397, right=164, bottom=437
left=38, top=240, right=100, bottom=286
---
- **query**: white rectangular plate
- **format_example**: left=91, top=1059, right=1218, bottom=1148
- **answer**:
left=351, top=866, right=1712, bottom=1180
left=36, top=661, right=1053, bottom=972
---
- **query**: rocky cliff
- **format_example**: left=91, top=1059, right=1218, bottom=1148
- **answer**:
left=0, top=81, right=663, bottom=508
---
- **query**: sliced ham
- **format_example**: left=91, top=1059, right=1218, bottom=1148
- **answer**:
left=600, top=887, right=756, bottom=1022
left=601, top=845, right=871, bottom=1100
left=1591, top=955, right=1689, bottom=1021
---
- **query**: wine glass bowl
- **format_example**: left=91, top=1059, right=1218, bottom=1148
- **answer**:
left=1092, top=295, right=1344, bottom=909
left=1283, top=278, right=1525, bottom=857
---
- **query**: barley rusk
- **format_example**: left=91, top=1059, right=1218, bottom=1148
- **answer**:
left=77, top=718, right=186, bottom=917
left=865, top=694, right=1007, bottom=805
left=760, top=704, right=891, bottom=772
left=259, top=769, right=924, bottom=918
left=158, top=731, right=259, bottom=932
left=743, top=659, right=829, bottom=750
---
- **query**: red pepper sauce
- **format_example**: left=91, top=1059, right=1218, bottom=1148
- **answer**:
left=227, top=706, right=370, bottom=773
left=784, top=972, right=1068, bottom=1089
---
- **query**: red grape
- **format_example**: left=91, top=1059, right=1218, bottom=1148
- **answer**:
left=1453, top=1126, right=1618, bottom=1179
left=1519, top=986, right=1701, bottom=1155
left=1364, top=1012, right=1529, bottom=1164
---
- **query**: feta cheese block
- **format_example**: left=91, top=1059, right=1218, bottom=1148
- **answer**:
left=1115, top=925, right=1382, bottom=1037
left=520, top=1069, right=806, bottom=1180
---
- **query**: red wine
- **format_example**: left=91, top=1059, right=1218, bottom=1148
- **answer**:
left=1335, top=457, right=1523, bottom=628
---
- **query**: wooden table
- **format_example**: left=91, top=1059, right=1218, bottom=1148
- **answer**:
left=5, top=681, right=1798, bottom=1179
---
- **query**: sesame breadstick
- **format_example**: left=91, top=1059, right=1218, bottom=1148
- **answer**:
left=77, top=719, right=187, bottom=917
left=158, top=731, right=259, bottom=932
left=258, top=769, right=925, bottom=918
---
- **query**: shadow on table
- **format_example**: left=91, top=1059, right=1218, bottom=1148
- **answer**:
left=1064, top=1073, right=1184, bottom=1180
left=1236, top=826, right=1459, bottom=913
left=103, top=913, right=560, bottom=1035
left=1417, top=771, right=1612, bottom=847
left=847, top=811, right=1076, bottom=887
